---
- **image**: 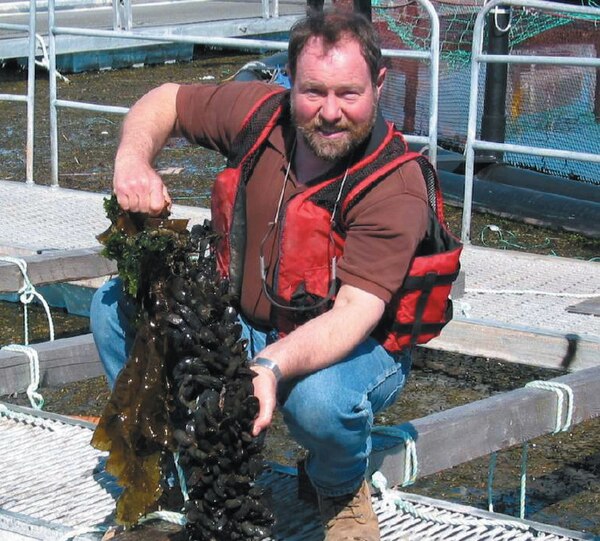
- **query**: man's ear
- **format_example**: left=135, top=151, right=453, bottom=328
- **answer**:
left=375, top=67, right=387, bottom=98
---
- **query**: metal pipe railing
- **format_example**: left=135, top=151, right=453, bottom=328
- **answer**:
left=461, top=0, right=600, bottom=243
left=371, top=0, right=440, bottom=163
left=0, top=2, right=38, bottom=183
left=46, top=0, right=439, bottom=187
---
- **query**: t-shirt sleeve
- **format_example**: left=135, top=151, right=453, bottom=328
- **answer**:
left=175, top=80, right=278, bottom=157
left=336, top=159, right=430, bottom=304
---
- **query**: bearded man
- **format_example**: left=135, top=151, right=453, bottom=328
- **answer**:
left=91, top=9, right=429, bottom=540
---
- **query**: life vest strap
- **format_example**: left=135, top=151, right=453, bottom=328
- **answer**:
left=401, top=269, right=461, bottom=291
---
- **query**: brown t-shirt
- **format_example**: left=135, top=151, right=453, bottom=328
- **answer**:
left=176, top=81, right=429, bottom=328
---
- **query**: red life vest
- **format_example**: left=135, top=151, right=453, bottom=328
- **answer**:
left=211, top=89, right=462, bottom=351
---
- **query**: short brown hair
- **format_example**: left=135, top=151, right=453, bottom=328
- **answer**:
left=288, top=9, right=383, bottom=84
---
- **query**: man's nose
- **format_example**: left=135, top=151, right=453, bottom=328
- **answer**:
left=320, top=94, right=342, bottom=124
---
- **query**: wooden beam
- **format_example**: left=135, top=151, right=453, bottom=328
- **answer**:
left=0, top=247, right=116, bottom=293
left=0, top=334, right=104, bottom=395
left=369, top=366, right=600, bottom=488
left=423, top=317, right=600, bottom=372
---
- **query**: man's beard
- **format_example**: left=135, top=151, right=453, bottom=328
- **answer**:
left=292, top=98, right=378, bottom=162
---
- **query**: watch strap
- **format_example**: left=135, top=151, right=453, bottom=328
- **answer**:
left=250, top=357, right=283, bottom=383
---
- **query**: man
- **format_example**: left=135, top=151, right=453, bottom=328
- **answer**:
left=91, top=9, right=429, bottom=540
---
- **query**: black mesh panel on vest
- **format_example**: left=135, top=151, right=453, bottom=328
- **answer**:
left=228, top=91, right=288, bottom=172
left=415, top=155, right=438, bottom=213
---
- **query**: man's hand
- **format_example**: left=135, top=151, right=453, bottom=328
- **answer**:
left=250, top=364, right=278, bottom=436
left=111, top=83, right=180, bottom=216
left=113, top=155, right=171, bottom=215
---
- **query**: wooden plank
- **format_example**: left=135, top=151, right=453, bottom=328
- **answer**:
left=423, top=318, right=600, bottom=372
left=0, top=247, right=116, bottom=293
left=369, top=366, right=600, bottom=488
left=0, top=334, right=104, bottom=395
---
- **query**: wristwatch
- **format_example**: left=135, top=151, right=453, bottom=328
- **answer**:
left=249, top=357, right=283, bottom=383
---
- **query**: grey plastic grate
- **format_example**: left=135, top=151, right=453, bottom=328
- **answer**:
left=456, top=247, right=600, bottom=340
left=0, top=403, right=593, bottom=541
left=0, top=181, right=210, bottom=255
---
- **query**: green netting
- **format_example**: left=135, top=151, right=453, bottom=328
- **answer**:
left=373, top=0, right=600, bottom=184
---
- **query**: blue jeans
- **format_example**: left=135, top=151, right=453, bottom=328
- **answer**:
left=90, top=278, right=412, bottom=497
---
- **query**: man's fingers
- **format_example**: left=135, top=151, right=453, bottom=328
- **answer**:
left=252, top=410, right=272, bottom=437
left=149, top=188, right=168, bottom=216
left=250, top=367, right=277, bottom=436
left=113, top=168, right=170, bottom=215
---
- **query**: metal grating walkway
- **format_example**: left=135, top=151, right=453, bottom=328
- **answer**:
left=0, top=403, right=594, bottom=541
left=456, top=246, right=600, bottom=341
left=0, top=181, right=211, bottom=256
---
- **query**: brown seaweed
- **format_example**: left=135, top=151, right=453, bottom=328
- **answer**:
left=92, top=196, right=273, bottom=539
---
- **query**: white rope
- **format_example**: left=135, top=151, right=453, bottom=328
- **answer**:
left=371, top=426, right=418, bottom=486
left=465, top=288, right=596, bottom=299
left=34, top=33, right=70, bottom=82
left=525, top=380, right=575, bottom=434
left=141, top=509, right=187, bottom=525
left=173, top=451, right=190, bottom=503
left=487, top=451, right=497, bottom=512
left=1, top=344, right=44, bottom=410
left=514, top=381, right=575, bottom=521
left=0, top=402, right=56, bottom=429
left=371, top=470, right=531, bottom=532
left=519, top=442, right=528, bottom=520
left=0, top=256, right=55, bottom=344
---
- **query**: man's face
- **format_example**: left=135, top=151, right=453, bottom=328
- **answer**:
left=291, top=35, right=385, bottom=162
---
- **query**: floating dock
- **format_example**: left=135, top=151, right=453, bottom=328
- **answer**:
left=0, top=0, right=306, bottom=71
left=1, top=401, right=597, bottom=541
left=1, top=178, right=598, bottom=395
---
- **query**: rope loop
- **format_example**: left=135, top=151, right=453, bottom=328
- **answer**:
left=525, top=380, right=574, bottom=433
left=0, top=256, right=55, bottom=344
left=141, top=509, right=187, bottom=526
left=371, top=470, right=531, bottom=532
left=1, top=344, right=44, bottom=410
left=371, top=426, right=418, bottom=486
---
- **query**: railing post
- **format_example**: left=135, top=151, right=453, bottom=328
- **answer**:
left=25, top=0, right=37, bottom=184
left=113, top=0, right=133, bottom=31
left=262, top=0, right=270, bottom=19
left=48, top=0, right=59, bottom=188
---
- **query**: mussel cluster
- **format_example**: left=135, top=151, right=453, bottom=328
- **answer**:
left=164, top=223, right=274, bottom=541
left=93, top=201, right=273, bottom=540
